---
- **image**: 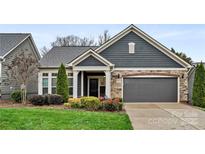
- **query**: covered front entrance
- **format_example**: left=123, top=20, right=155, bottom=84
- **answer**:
left=68, top=48, right=114, bottom=98
left=72, top=70, right=111, bottom=98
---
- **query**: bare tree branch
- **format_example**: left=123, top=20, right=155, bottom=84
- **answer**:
left=3, top=52, right=39, bottom=103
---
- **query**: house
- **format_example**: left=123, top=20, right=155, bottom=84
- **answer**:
left=188, top=62, right=205, bottom=104
left=39, top=25, right=192, bottom=103
left=0, top=33, right=40, bottom=99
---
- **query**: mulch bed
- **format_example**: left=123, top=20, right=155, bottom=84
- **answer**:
left=0, top=100, right=126, bottom=113
left=0, top=100, right=65, bottom=109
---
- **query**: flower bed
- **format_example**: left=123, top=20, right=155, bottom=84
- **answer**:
left=66, top=97, right=123, bottom=112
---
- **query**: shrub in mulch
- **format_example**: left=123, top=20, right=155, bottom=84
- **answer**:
left=66, top=97, right=123, bottom=112
left=10, top=90, right=22, bottom=103
left=29, top=94, right=64, bottom=106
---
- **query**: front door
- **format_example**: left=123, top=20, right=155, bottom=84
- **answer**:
left=89, top=79, right=99, bottom=97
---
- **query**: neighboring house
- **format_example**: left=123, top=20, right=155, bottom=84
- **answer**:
left=39, top=25, right=192, bottom=103
left=188, top=62, right=205, bottom=104
left=0, top=33, right=40, bottom=99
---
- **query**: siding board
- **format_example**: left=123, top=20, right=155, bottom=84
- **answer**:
left=100, top=32, right=183, bottom=68
left=77, top=55, right=106, bottom=66
left=1, top=38, right=38, bottom=99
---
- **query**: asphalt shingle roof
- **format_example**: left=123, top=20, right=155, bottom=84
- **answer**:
left=0, top=33, right=30, bottom=57
left=39, top=46, right=98, bottom=67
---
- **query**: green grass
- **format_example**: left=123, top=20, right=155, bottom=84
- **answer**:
left=0, top=108, right=132, bottom=130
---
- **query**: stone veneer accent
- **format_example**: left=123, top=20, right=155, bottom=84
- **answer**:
left=111, top=69, right=188, bottom=102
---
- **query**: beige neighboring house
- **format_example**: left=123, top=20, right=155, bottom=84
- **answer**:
left=39, top=25, right=191, bottom=103
left=0, top=33, right=40, bottom=99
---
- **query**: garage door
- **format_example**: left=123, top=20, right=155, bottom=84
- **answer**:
left=123, top=77, right=178, bottom=102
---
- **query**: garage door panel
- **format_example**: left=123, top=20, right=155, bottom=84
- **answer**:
left=123, top=78, right=177, bottom=102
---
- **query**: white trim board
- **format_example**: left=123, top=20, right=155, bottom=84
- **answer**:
left=73, top=66, right=110, bottom=71
left=114, top=68, right=187, bottom=71
left=95, top=24, right=191, bottom=68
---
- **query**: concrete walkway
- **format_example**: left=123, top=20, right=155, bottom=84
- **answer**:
left=125, top=103, right=205, bottom=130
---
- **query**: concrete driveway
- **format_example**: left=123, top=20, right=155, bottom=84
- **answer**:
left=125, top=103, right=205, bottom=130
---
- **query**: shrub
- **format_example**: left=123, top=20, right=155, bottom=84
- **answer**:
left=81, top=97, right=100, bottom=110
left=49, top=94, right=64, bottom=105
left=29, top=94, right=64, bottom=106
left=193, top=63, right=205, bottom=107
left=64, top=103, right=71, bottom=108
left=57, top=64, right=69, bottom=102
left=101, top=98, right=123, bottom=111
left=70, top=102, right=81, bottom=108
left=68, top=98, right=81, bottom=108
left=29, top=95, right=45, bottom=106
left=11, top=90, right=22, bottom=103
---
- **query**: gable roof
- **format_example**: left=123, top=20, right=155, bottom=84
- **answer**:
left=0, top=33, right=40, bottom=59
left=0, top=33, right=29, bottom=57
left=39, top=46, right=98, bottom=67
left=68, top=48, right=114, bottom=66
left=95, top=24, right=192, bottom=68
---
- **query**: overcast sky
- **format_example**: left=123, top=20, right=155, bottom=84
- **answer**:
left=0, top=24, right=204, bottom=62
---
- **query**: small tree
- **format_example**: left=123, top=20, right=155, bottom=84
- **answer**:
left=57, top=64, right=69, bottom=102
left=192, top=62, right=205, bottom=107
left=4, top=52, right=39, bottom=104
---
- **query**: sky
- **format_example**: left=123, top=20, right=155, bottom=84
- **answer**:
left=0, top=24, right=204, bottom=62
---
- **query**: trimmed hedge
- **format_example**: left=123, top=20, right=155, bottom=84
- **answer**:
left=11, top=90, right=22, bottom=103
left=68, top=97, right=123, bottom=111
left=101, top=98, right=123, bottom=111
left=81, top=97, right=101, bottom=110
left=29, top=95, right=45, bottom=106
left=29, top=94, right=64, bottom=106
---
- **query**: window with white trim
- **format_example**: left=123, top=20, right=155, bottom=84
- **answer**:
left=42, top=73, right=48, bottom=94
left=51, top=73, right=57, bottom=94
left=68, top=73, right=73, bottom=97
left=128, top=42, right=135, bottom=54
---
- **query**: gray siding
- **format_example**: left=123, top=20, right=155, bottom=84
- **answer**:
left=1, top=38, right=39, bottom=99
left=77, top=55, right=105, bottom=66
left=100, top=32, right=183, bottom=68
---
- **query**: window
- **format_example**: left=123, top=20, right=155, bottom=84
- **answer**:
left=52, top=73, right=58, bottom=76
left=128, top=42, right=135, bottom=54
left=68, top=73, right=73, bottom=97
left=43, top=73, right=48, bottom=77
left=42, top=78, right=48, bottom=94
left=52, top=78, right=57, bottom=94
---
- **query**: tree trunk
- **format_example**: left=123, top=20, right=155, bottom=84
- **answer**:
left=21, top=84, right=27, bottom=104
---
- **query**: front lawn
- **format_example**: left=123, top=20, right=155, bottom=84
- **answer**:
left=0, top=108, right=132, bottom=130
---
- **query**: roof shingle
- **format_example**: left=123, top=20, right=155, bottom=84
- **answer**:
left=0, top=33, right=30, bottom=57
left=39, top=46, right=98, bottom=67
